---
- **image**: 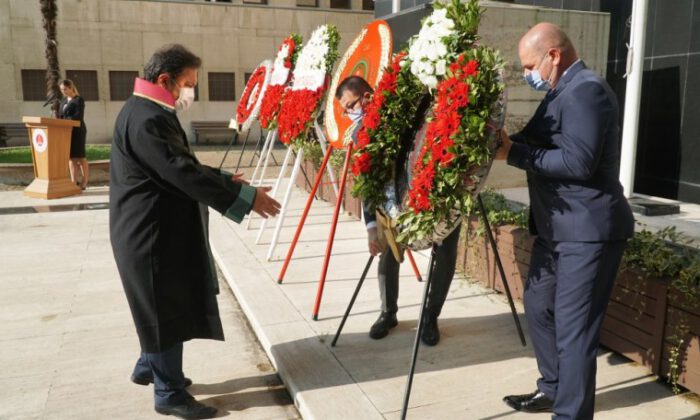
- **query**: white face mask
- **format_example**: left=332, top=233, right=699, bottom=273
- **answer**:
left=347, top=109, right=364, bottom=123
left=175, top=87, right=195, bottom=112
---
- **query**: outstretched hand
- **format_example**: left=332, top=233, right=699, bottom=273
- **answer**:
left=252, top=186, right=281, bottom=219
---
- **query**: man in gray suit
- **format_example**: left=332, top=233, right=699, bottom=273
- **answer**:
left=496, top=23, right=634, bottom=419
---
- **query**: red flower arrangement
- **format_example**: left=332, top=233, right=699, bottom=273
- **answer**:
left=236, top=65, right=267, bottom=125
left=350, top=52, right=424, bottom=211
left=259, top=35, right=301, bottom=130
left=259, top=84, right=286, bottom=129
left=275, top=25, right=339, bottom=147
left=407, top=54, right=479, bottom=213
left=277, top=86, right=326, bottom=145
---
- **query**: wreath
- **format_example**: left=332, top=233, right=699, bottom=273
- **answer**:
left=349, top=0, right=505, bottom=247
left=236, top=60, right=272, bottom=131
left=277, top=24, right=340, bottom=148
left=397, top=0, right=505, bottom=246
left=259, top=34, right=303, bottom=130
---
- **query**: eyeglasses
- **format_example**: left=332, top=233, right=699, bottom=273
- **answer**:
left=342, top=97, right=361, bottom=115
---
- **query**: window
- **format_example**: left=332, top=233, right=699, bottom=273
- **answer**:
left=331, top=0, right=351, bottom=9
left=109, top=71, right=139, bottom=101
left=244, top=72, right=252, bottom=86
left=21, top=70, right=46, bottom=101
left=362, top=0, right=374, bottom=10
left=65, top=70, right=99, bottom=101
left=296, top=0, right=318, bottom=7
left=208, top=72, right=236, bottom=101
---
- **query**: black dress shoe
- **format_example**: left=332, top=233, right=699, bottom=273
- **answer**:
left=369, top=311, right=398, bottom=339
left=503, top=390, right=554, bottom=413
left=420, top=314, right=440, bottom=346
left=155, top=397, right=217, bottom=419
left=132, top=374, right=192, bottom=387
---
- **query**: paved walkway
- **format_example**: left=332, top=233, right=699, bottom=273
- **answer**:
left=0, top=187, right=299, bottom=419
left=209, top=179, right=700, bottom=420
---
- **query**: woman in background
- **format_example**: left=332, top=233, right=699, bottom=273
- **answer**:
left=59, top=79, right=89, bottom=189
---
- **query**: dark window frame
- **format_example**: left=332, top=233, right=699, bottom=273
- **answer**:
left=208, top=72, right=236, bottom=102
left=296, top=0, right=319, bottom=7
left=65, top=70, right=99, bottom=101
left=21, top=69, right=47, bottom=102
left=109, top=70, right=139, bottom=101
left=331, top=0, right=352, bottom=9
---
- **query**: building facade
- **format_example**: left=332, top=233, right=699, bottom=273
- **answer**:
left=0, top=0, right=374, bottom=143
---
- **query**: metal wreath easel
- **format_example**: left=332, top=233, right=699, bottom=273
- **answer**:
left=331, top=193, right=527, bottom=420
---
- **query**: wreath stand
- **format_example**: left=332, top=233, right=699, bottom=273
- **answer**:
left=218, top=121, right=273, bottom=170
left=255, top=120, right=336, bottom=245
left=330, top=193, right=527, bottom=419
left=274, top=123, right=424, bottom=320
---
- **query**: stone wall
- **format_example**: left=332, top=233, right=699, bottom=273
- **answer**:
left=0, top=0, right=373, bottom=143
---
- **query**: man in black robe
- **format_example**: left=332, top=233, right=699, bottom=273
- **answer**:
left=110, top=44, right=280, bottom=419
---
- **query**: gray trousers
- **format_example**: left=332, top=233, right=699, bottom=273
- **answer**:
left=378, top=224, right=460, bottom=317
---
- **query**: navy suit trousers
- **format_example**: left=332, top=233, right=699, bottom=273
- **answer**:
left=524, top=238, right=626, bottom=420
left=133, top=342, right=190, bottom=406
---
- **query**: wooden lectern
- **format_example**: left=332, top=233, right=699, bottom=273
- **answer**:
left=23, top=116, right=81, bottom=199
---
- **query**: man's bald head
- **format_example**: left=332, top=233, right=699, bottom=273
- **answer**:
left=519, top=23, right=577, bottom=59
left=518, top=23, right=579, bottom=90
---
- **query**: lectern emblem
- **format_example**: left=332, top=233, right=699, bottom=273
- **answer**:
left=32, top=129, right=48, bottom=153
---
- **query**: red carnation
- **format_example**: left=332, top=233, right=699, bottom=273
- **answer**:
left=352, top=152, right=372, bottom=176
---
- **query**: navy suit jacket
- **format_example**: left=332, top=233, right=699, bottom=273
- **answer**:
left=507, top=61, right=634, bottom=242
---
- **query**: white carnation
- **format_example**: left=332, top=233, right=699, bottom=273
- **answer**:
left=435, top=60, right=446, bottom=76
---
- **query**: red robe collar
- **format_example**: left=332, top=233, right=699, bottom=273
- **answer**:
left=133, top=78, right=176, bottom=110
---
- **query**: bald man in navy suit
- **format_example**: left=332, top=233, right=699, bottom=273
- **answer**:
left=496, top=23, right=634, bottom=419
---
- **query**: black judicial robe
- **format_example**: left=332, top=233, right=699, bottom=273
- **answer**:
left=109, top=95, right=248, bottom=353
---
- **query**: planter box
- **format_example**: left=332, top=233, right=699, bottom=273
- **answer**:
left=660, top=288, right=700, bottom=394
left=600, top=269, right=670, bottom=375
left=463, top=218, right=533, bottom=301
left=343, top=175, right=362, bottom=219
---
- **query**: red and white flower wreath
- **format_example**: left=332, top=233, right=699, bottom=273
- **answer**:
left=236, top=60, right=272, bottom=132
left=277, top=24, right=339, bottom=147
left=258, top=35, right=302, bottom=130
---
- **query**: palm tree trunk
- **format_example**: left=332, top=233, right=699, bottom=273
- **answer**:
left=40, top=0, right=61, bottom=118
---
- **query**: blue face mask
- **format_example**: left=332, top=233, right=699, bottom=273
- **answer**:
left=524, top=54, right=551, bottom=92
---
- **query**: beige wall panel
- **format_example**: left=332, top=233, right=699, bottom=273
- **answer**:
left=58, top=27, right=103, bottom=67
left=0, top=100, right=23, bottom=123
left=97, top=0, right=144, bottom=24
left=236, top=35, right=276, bottom=69
left=10, top=26, right=44, bottom=68
left=141, top=32, right=204, bottom=64
left=201, top=34, right=240, bottom=70
left=100, top=30, right=143, bottom=67
left=58, top=0, right=100, bottom=23
left=0, top=64, right=18, bottom=101
left=9, top=0, right=41, bottom=25
left=0, top=1, right=13, bottom=65
left=140, top=2, right=202, bottom=27
left=237, top=7, right=276, bottom=30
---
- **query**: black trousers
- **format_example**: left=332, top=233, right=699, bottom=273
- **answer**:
left=378, top=224, right=460, bottom=317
